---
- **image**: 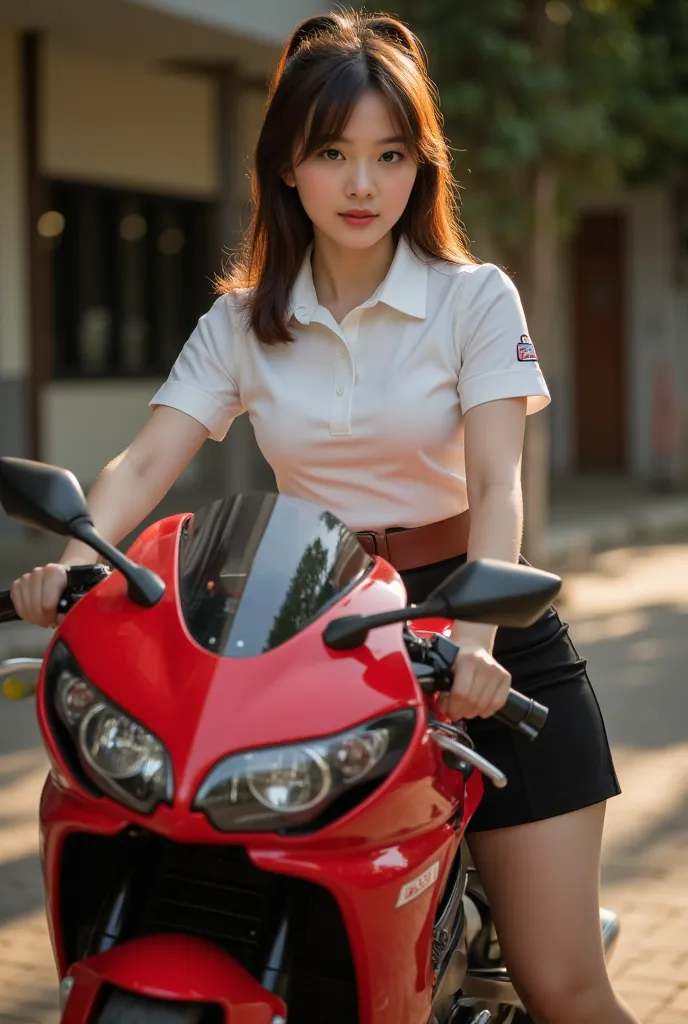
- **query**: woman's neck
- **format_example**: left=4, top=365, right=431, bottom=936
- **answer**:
left=311, top=230, right=396, bottom=322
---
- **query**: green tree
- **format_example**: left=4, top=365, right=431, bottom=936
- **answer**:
left=621, top=2, right=688, bottom=183
left=265, top=538, right=332, bottom=650
left=401, top=0, right=688, bottom=265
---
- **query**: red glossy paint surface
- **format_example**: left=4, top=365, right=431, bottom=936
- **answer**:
left=62, top=935, right=285, bottom=1023
left=36, top=513, right=485, bottom=1022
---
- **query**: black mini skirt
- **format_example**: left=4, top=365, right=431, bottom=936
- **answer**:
left=401, top=554, right=621, bottom=833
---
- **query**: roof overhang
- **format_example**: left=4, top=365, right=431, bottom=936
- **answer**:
left=0, top=0, right=300, bottom=78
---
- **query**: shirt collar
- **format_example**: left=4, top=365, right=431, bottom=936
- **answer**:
left=289, top=235, right=428, bottom=325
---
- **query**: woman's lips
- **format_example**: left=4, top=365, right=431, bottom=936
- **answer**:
left=339, top=212, right=378, bottom=227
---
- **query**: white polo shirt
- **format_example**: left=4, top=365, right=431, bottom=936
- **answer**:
left=150, top=236, right=550, bottom=531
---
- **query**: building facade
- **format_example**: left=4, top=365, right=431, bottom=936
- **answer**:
left=0, top=0, right=325, bottom=543
left=545, top=188, right=688, bottom=489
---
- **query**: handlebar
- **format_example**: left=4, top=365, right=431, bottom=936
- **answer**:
left=1, top=568, right=548, bottom=741
left=408, top=631, right=548, bottom=741
left=0, top=589, right=17, bottom=624
left=0, top=564, right=111, bottom=625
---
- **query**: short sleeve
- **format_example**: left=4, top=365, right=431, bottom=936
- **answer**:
left=455, top=265, right=551, bottom=416
left=149, top=295, right=244, bottom=441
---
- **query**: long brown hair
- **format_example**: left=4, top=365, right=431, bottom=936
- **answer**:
left=218, top=9, right=477, bottom=344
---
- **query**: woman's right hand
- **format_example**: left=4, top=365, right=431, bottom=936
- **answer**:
left=10, top=564, right=69, bottom=628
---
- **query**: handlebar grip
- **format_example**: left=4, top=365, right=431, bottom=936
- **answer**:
left=494, top=690, right=548, bottom=741
left=0, top=590, right=20, bottom=624
left=57, top=563, right=111, bottom=614
left=0, top=564, right=109, bottom=625
left=414, top=634, right=549, bottom=741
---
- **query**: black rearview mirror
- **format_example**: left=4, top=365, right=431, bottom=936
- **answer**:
left=324, top=557, right=562, bottom=650
left=0, top=457, right=165, bottom=608
left=426, top=558, right=562, bottom=628
left=0, top=457, right=91, bottom=536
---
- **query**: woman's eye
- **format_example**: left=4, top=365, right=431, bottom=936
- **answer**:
left=380, top=151, right=404, bottom=163
left=321, top=148, right=343, bottom=161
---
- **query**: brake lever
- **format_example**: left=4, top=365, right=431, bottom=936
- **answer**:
left=418, top=634, right=548, bottom=742
left=57, top=563, right=112, bottom=614
left=430, top=726, right=508, bottom=789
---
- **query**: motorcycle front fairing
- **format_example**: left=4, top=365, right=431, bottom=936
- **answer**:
left=60, top=936, right=287, bottom=1023
left=37, top=494, right=477, bottom=1022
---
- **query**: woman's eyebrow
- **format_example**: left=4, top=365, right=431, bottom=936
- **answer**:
left=329, top=135, right=406, bottom=145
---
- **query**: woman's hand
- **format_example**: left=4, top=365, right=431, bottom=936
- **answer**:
left=437, top=639, right=512, bottom=721
left=10, top=564, right=68, bottom=629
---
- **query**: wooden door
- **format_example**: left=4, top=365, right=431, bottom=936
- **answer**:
left=572, top=213, right=627, bottom=470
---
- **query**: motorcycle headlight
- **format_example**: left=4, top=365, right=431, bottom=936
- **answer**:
left=49, top=642, right=173, bottom=814
left=194, top=710, right=416, bottom=833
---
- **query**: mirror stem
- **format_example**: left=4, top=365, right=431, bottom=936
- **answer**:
left=70, top=519, right=165, bottom=608
left=323, top=597, right=447, bottom=650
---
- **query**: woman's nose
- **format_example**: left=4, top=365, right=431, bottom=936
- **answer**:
left=346, top=161, right=376, bottom=198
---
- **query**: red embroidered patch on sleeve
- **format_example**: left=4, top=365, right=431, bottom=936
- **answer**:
left=517, top=334, right=538, bottom=362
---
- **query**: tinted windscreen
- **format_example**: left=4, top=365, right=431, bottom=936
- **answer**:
left=179, top=493, right=372, bottom=658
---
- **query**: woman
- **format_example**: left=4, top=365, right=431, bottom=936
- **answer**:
left=12, top=11, right=636, bottom=1023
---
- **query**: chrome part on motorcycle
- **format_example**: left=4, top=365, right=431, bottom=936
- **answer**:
left=462, top=893, right=485, bottom=949
left=59, top=976, right=75, bottom=1011
left=462, top=966, right=521, bottom=1007
left=272, top=1017, right=287, bottom=1024
left=0, top=657, right=42, bottom=680
left=447, top=1005, right=496, bottom=1024
left=433, top=845, right=467, bottom=972
left=430, top=843, right=470, bottom=1022
left=601, top=906, right=620, bottom=961
left=430, top=730, right=508, bottom=789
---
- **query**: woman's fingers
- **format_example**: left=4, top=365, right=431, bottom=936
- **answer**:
left=10, top=564, right=68, bottom=628
left=41, top=566, right=69, bottom=627
left=444, top=645, right=512, bottom=721
left=476, top=668, right=512, bottom=719
left=9, top=576, right=27, bottom=622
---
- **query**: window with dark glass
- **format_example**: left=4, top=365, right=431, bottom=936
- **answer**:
left=42, top=180, right=216, bottom=378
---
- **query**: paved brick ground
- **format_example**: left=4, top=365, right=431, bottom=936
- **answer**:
left=560, top=540, right=688, bottom=1022
left=1, top=538, right=687, bottom=1022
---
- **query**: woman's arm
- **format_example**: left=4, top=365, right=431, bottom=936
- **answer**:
left=60, top=406, right=210, bottom=565
left=449, top=395, right=528, bottom=654
left=440, top=396, right=527, bottom=720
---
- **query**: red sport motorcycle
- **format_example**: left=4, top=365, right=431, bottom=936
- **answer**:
left=0, top=457, right=619, bottom=1024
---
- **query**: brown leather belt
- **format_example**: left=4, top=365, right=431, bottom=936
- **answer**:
left=356, top=509, right=471, bottom=573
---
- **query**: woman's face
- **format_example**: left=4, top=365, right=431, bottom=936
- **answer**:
left=288, top=90, right=419, bottom=250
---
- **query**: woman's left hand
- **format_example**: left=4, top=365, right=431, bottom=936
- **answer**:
left=437, top=639, right=512, bottom=722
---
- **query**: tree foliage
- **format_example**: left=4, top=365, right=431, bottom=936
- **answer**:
left=393, top=0, right=688, bottom=246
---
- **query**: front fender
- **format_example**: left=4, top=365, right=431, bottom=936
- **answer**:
left=61, top=934, right=286, bottom=1023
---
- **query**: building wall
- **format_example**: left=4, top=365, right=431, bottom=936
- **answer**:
left=130, top=0, right=327, bottom=47
left=237, top=87, right=265, bottom=205
left=42, top=41, right=219, bottom=197
left=37, top=40, right=268, bottom=487
left=43, top=381, right=163, bottom=481
left=558, top=186, right=688, bottom=483
left=0, top=28, right=28, bottom=384
left=628, top=188, right=688, bottom=484
left=0, top=27, right=29, bottom=542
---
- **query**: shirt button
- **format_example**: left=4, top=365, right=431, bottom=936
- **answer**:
left=336, top=386, right=345, bottom=396
left=339, top=350, right=347, bottom=360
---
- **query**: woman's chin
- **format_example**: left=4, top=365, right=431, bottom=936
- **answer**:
left=315, top=221, right=393, bottom=251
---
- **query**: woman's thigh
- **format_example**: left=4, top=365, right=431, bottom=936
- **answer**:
left=467, top=803, right=617, bottom=1020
